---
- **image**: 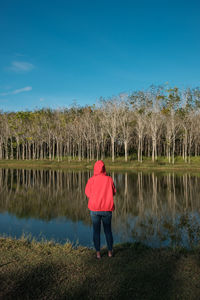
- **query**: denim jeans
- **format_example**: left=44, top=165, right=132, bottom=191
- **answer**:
left=90, top=211, right=113, bottom=252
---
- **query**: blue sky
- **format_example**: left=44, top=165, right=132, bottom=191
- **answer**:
left=0, top=0, right=200, bottom=112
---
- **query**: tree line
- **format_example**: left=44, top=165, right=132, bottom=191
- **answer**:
left=1, top=85, right=200, bottom=163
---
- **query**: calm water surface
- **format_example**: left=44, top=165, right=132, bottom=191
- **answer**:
left=0, top=168, right=200, bottom=248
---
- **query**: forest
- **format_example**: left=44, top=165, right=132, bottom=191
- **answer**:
left=1, top=85, right=200, bottom=163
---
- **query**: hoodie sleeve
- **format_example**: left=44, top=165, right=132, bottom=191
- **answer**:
left=85, top=178, right=92, bottom=198
left=111, top=178, right=116, bottom=196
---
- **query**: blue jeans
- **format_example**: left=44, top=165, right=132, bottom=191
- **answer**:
left=90, top=211, right=113, bottom=252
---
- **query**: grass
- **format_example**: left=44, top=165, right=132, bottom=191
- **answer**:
left=1, top=156, right=200, bottom=172
left=1, top=237, right=200, bottom=299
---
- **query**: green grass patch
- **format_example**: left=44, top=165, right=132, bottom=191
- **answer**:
left=1, top=156, right=200, bottom=172
left=1, top=237, right=200, bottom=299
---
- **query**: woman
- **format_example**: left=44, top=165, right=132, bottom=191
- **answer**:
left=85, top=160, right=116, bottom=259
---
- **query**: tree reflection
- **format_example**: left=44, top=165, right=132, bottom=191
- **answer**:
left=0, top=169, right=92, bottom=223
left=113, top=171, right=200, bottom=247
left=0, top=169, right=200, bottom=247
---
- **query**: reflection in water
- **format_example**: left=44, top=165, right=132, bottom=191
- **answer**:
left=0, top=169, right=91, bottom=223
left=0, top=169, right=200, bottom=248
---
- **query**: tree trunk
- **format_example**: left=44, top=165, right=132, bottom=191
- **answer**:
left=0, top=140, right=2, bottom=159
left=5, top=138, right=9, bottom=160
left=124, top=140, right=128, bottom=162
left=26, top=141, right=28, bottom=160
left=49, top=136, right=51, bottom=160
left=52, top=138, right=55, bottom=160
left=172, top=136, right=175, bottom=164
left=33, top=142, right=36, bottom=159
left=57, top=140, right=59, bottom=161
left=29, top=143, right=31, bottom=160
left=152, top=138, right=155, bottom=162
left=10, top=137, right=13, bottom=160
left=137, top=137, right=140, bottom=162
left=140, top=136, right=143, bottom=162
left=78, top=143, right=81, bottom=161
left=111, top=136, right=115, bottom=162
left=22, top=143, right=25, bottom=160
left=184, top=131, right=187, bottom=163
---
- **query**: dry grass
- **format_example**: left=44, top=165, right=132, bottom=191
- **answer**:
left=1, top=237, right=200, bottom=299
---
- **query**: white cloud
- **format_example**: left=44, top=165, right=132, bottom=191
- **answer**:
left=12, top=86, right=32, bottom=94
left=0, top=86, right=32, bottom=96
left=40, top=98, right=45, bottom=102
left=8, top=61, right=34, bottom=72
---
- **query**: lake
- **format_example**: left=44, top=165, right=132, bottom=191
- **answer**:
left=0, top=168, right=200, bottom=248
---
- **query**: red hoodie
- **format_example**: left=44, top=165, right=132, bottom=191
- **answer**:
left=85, top=160, right=116, bottom=211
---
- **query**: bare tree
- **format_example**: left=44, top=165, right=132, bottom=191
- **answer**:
left=100, top=97, right=120, bottom=162
left=118, top=95, right=133, bottom=161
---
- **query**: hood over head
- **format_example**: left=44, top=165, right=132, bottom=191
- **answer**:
left=93, top=160, right=106, bottom=176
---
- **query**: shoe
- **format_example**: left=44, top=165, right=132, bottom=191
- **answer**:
left=108, top=250, right=113, bottom=257
left=96, top=251, right=101, bottom=259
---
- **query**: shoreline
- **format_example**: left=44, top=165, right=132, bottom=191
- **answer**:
left=1, top=158, right=200, bottom=172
